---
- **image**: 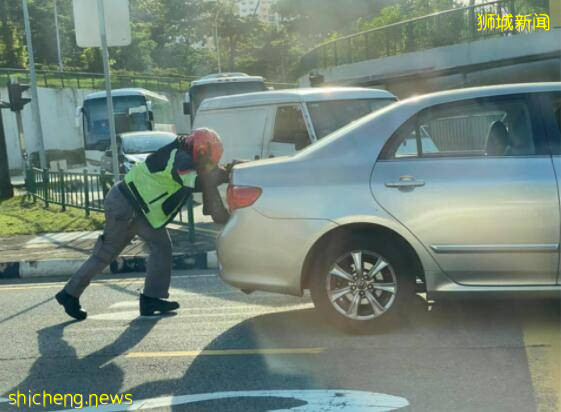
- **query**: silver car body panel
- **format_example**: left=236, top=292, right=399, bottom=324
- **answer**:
left=551, top=155, right=561, bottom=284
left=218, top=83, right=561, bottom=297
left=217, top=207, right=337, bottom=296
left=372, top=157, right=560, bottom=285
left=430, top=244, right=559, bottom=254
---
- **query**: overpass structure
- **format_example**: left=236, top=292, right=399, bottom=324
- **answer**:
left=298, top=0, right=561, bottom=97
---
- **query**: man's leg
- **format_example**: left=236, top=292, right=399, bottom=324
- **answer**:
left=134, top=217, right=179, bottom=316
left=135, top=218, right=172, bottom=299
left=64, top=186, right=135, bottom=298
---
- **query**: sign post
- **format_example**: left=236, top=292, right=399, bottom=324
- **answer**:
left=96, top=0, right=120, bottom=180
left=22, top=0, right=47, bottom=169
left=72, top=0, right=131, bottom=180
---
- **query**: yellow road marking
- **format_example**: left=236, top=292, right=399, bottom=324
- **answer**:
left=522, top=307, right=561, bottom=412
left=126, top=347, right=325, bottom=358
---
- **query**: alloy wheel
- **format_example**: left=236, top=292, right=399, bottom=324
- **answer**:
left=325, top=250, right=397, bottom=320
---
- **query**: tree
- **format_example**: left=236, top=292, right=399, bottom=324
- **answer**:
left=273, top=0, right=384, bottom=46
left=0, top=0, right=26, bottom=68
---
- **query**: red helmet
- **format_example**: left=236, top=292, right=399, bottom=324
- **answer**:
left=182, top=128, right=223, bottom=167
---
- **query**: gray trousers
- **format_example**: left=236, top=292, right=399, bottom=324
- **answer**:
left=64, top=184, right=172, bottom=299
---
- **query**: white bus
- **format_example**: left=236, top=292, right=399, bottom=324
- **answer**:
left=77, top=88, right=175, bottom=171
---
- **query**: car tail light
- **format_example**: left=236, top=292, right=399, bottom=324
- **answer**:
left=227, top=184, right=262, bottom=211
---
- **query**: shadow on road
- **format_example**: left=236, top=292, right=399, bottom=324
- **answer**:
left=3, top=297, right=559, bottom=411
left=2, top=317, right=161, bottom=411
left=123, top=298, right=560, bottom=411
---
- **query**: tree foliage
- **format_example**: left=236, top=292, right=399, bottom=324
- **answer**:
left=2, top=0, right=533, bottom=82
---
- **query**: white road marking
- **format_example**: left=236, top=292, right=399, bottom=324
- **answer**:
left=0, top=397, right=10, bottom=403
left=90, top=303, right=314, bottom=321
left=0, top=273, right=218, bottom=292
left=108, top=301, right=138, bottom=309
left=52, top=390, right=409, bottom=412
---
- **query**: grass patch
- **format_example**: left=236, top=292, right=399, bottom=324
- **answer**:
left=0, top=196, right=105, bottom=237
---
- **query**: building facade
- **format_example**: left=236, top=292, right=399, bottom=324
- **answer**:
left=235, top=0, right=279, bottom=24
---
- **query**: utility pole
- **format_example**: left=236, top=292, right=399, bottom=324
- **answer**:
left=96, top=0, right=120, bottom=180
left=0, top=96, right=13, bottom=200
left=214, top=3, right=222, bottom=73
left=22, top=0, right=47, bottom=169
left=54, top=0, right=64, bottom=71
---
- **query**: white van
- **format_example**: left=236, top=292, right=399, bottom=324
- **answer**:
left=192, top=87, right=397, bottom=163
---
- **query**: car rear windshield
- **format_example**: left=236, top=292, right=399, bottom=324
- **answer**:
left=308, top=98, right=396, bottom=139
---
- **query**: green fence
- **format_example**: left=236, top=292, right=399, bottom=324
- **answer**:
left=0, top=68, right=297, bottom=92
left=26, top=167, right=196, bottom=242
left=299, top=0, right=546, bottom=75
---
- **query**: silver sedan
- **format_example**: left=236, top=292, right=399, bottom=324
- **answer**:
left=217, top=83, right=561, bottom=333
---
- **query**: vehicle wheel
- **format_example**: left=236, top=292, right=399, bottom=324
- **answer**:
left=310, top=235, right=416, bottom=334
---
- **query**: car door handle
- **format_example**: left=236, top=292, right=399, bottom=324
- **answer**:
left=385, top=176, right=425, bottom=188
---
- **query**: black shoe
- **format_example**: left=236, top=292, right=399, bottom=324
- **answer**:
left=139, top=294, right=180, bottom=316
left=55, top=290, right=87, bottom=320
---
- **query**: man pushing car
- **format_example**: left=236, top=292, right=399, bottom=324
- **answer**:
left=55, top=128, right=230, bottom=320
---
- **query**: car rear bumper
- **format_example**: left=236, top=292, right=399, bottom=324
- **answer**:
left=217, top=207, right=336, bottom=296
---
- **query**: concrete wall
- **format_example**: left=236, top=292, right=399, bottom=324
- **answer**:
left=0, top=87, right=189, bottom=175
left=299, top=29, right=561, bottom=98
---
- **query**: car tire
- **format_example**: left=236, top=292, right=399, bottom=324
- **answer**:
left=310, top=235, right=417, bottom=334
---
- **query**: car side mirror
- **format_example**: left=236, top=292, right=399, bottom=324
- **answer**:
left=294, top=135, right=310, bottom=151
left=75, top=106, right=82, bottom=128
left=105, top=150, right=112, bottom=157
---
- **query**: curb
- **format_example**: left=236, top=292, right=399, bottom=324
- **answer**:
left=0, top=250, right=218, bottom=279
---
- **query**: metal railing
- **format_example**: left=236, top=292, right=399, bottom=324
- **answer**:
left=300, top=0, right=545, bottom=74
left=0, top=68, right=297, bottom=92
left=26, top=167, right=196, bottom=242
left=1, top=68, right=196, bottom=93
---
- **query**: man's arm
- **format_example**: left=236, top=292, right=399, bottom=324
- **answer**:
left=174, top=149, right=230, bottom=224
left=173, top=151, right=198, bottom=189
left=197, top=167, right=230, bottom=225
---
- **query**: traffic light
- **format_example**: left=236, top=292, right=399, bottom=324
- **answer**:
left=7, top=81, right=31, bottom=112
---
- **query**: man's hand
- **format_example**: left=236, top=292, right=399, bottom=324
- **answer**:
left=197, top=166, right=230, bottom=225
left=200, top=166, right=230, bottom=186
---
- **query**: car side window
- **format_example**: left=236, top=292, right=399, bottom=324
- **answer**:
left=393, top=123, right=420, bottom=158
left=272, top=105, right=311, bottom=150
left=386, top=96, right=538, bottom=159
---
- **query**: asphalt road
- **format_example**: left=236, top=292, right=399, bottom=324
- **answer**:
left=0, top=271, right=559, bottom=411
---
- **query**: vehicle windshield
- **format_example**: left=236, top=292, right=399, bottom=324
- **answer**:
left=190, top=81, right=267, bottom=115
left=307, top=98, right=396, bottom=139
left=121, top=134, right=176, bottom=154
left=83, top=95, right=148, bottom=150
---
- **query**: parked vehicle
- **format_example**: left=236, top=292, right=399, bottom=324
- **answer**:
left=100, top=131, right=176, bottom=174
left=184, top=73, right=267, bottom=126
left=193, top=87, right=397, bottom=164
left=218, top=83, right=561, bottom=333
left=77, top=88, right=176, bottom=171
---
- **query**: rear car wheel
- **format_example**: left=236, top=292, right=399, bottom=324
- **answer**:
left=310, top=236, right=416, bottom=333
